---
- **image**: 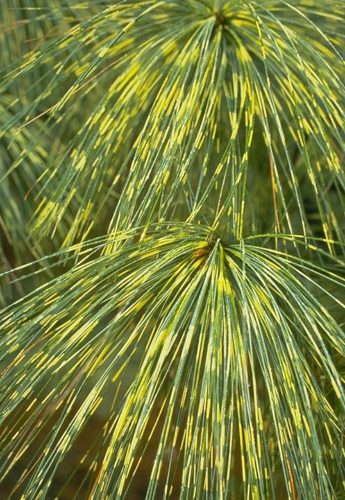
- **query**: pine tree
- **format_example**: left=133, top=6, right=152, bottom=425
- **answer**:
left=0, top=1, right=344, bottom=498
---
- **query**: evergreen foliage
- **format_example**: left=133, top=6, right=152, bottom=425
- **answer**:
left=0, top=1, right=344, bottom=498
